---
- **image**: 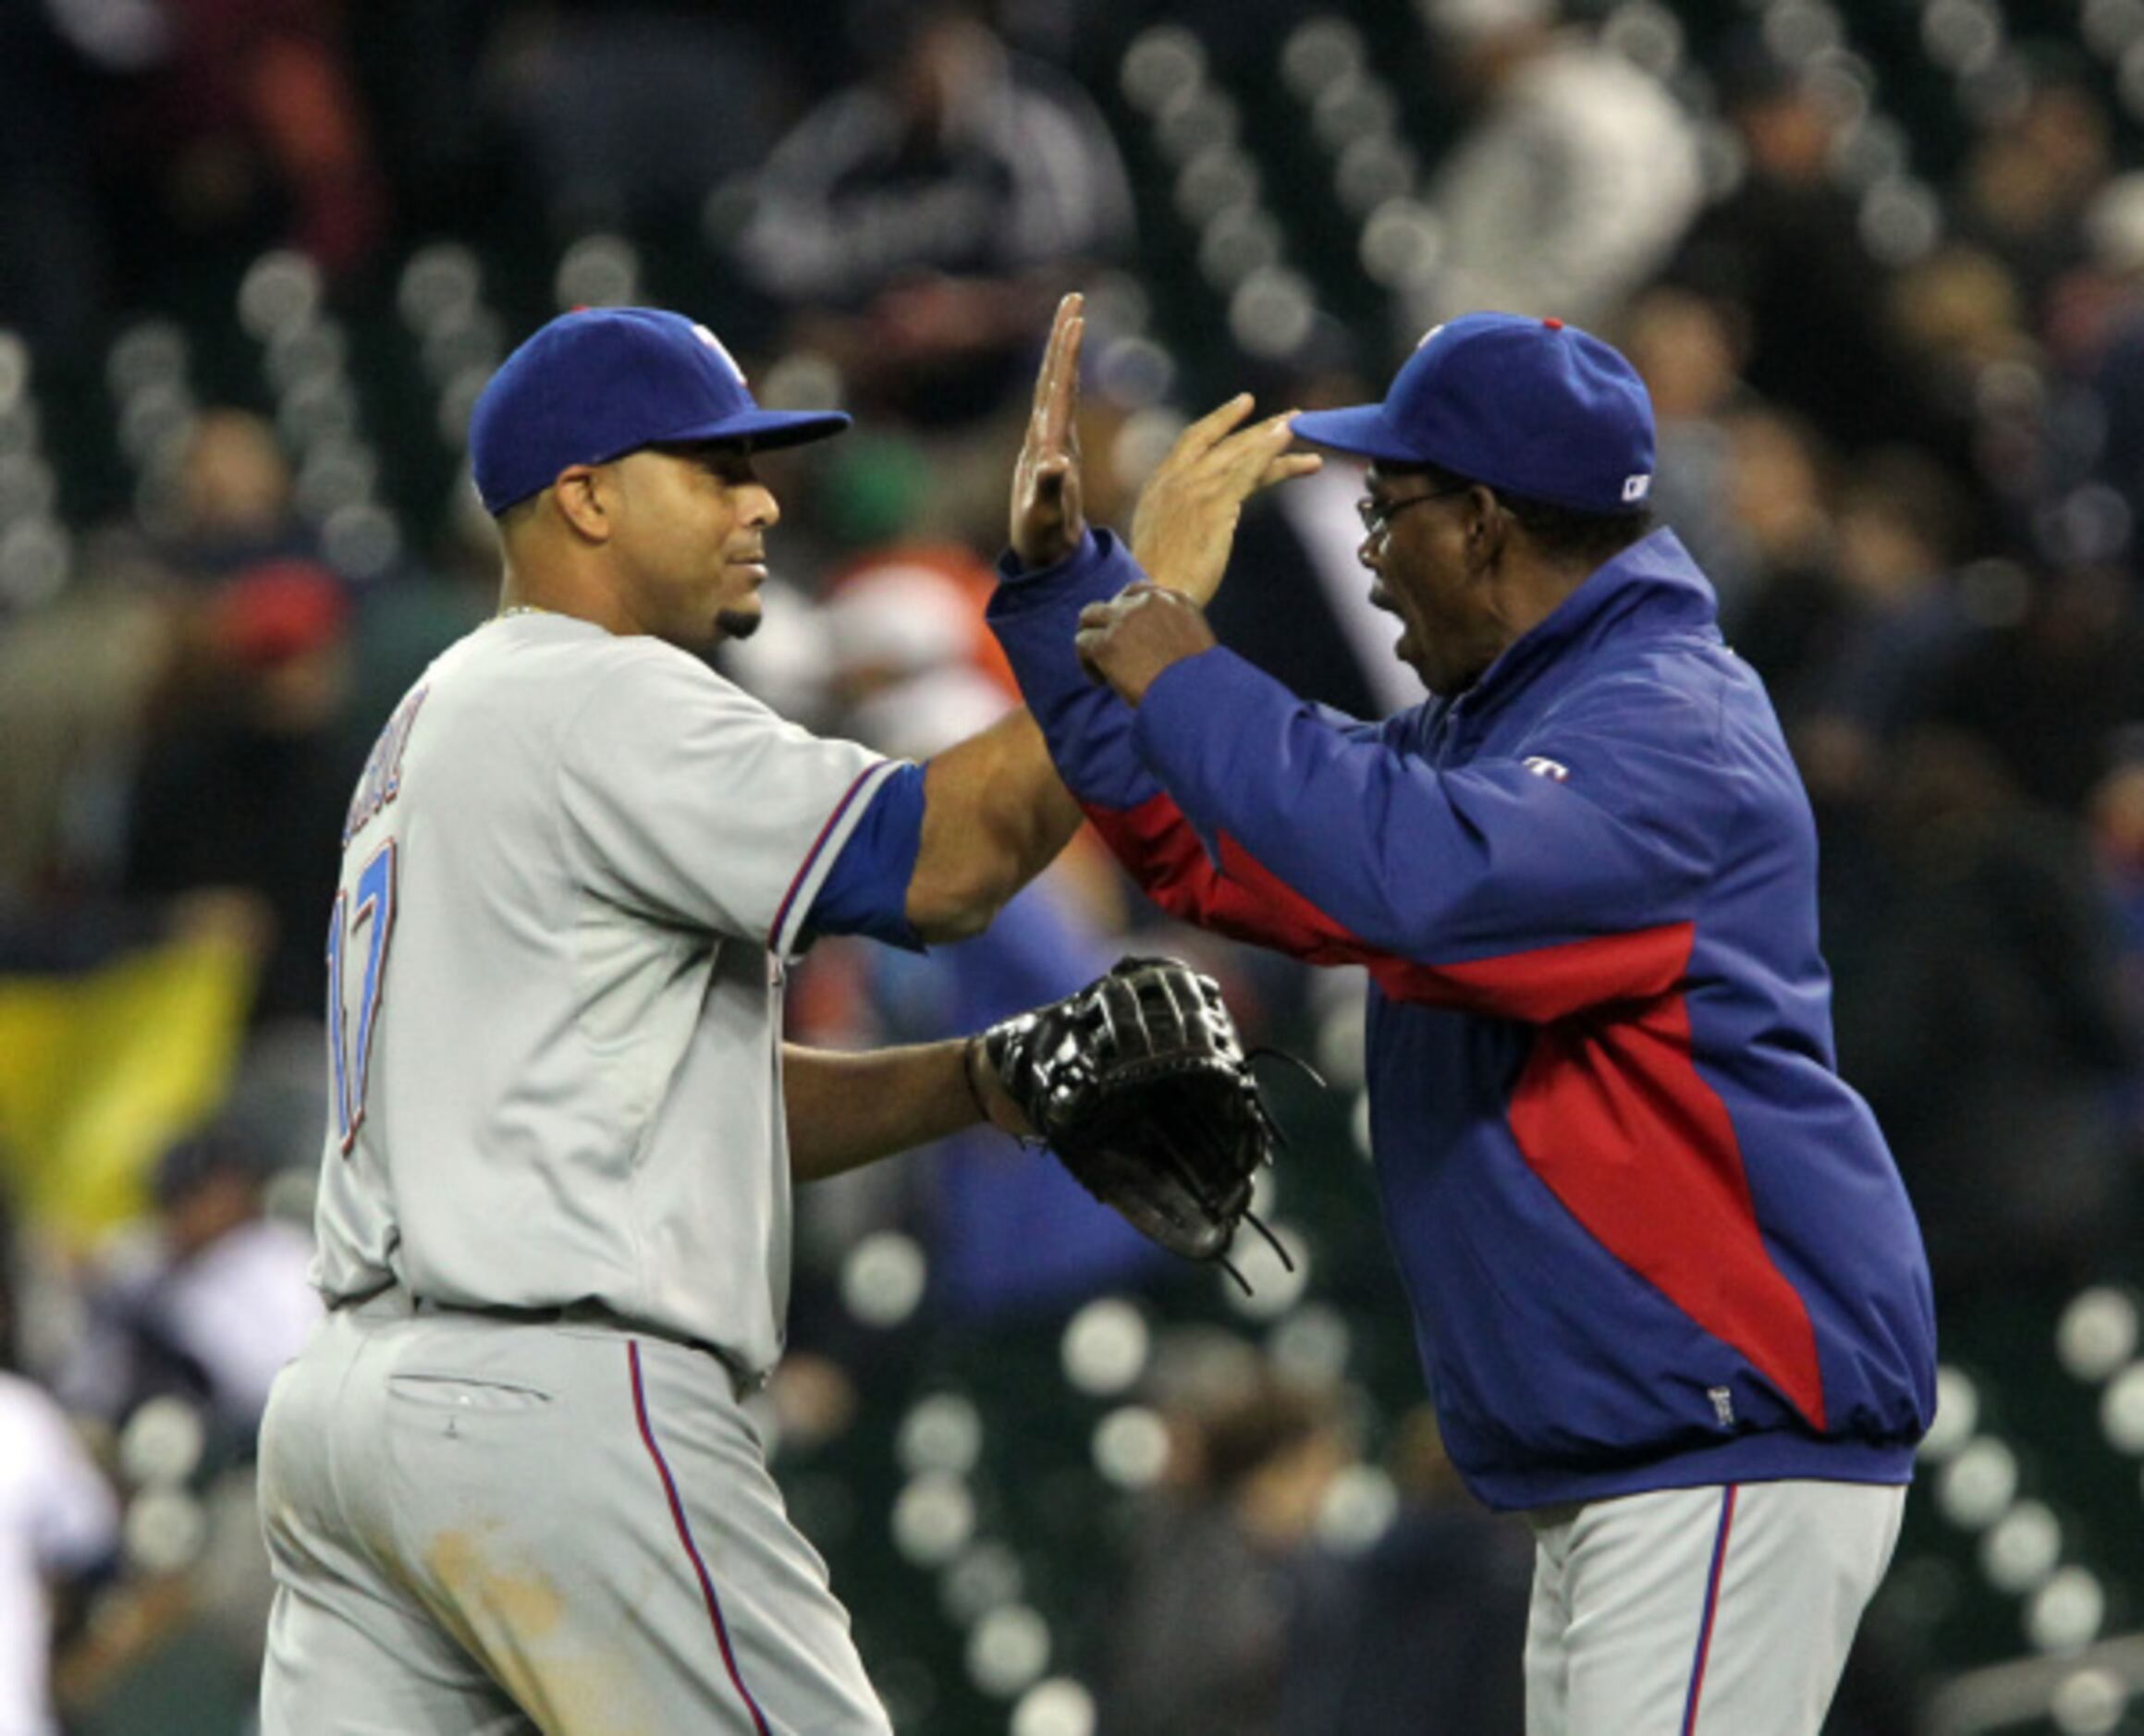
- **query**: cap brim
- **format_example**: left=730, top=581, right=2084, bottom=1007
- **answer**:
left=1288, top=404, right=1423, bottom=463
left=486, top=406, right=858, bottom=515
left=658, top=407, right=853, bottom=452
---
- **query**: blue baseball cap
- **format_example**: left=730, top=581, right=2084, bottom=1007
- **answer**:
left=1291, top=312, right=1655, bottom=515
left=469, top=307, right=852, bottom=515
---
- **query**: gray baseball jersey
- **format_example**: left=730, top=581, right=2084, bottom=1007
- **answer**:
left=263, top=610, right=906, bottom=1734
left=312, top=609, right=897, bottom=1376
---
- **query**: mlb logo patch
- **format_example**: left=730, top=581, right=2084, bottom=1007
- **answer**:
left=1622, top=473, right=1651, bottom=503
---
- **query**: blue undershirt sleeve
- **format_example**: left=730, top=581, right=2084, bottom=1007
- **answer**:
left=802, top=761, right=927, bottom=952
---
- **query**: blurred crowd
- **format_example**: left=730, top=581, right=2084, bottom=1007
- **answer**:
left=5, top=0, right=2144, bottom=1730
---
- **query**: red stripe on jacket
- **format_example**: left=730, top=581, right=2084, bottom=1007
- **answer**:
left=1087, top=789, right=1828, bottom=1429
left=1507, top=994, right=1827, bottom=1430
left=1085, top=792, right=1689, bottom=1020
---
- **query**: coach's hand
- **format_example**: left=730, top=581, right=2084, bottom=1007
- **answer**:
left=1010, top=293, right=1086, bottom=569
left=1129, top=397, right=1321, bottom=606
left=1075, top=583, right=1216, bottom=706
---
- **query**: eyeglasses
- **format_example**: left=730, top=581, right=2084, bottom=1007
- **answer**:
left=1356, top=483, right=1472, bottom=543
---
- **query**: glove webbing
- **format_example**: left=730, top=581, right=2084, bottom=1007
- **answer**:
left=1146, top=1099, right=1294, bottom=1296
left=1116, top=963, right=1299, bottom=1290
left=1097, top=965, right=1288, bottom=1286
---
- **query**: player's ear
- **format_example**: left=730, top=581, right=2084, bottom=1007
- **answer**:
left=551, top=465, right=612, bottom=544
left=1464, top=486, right=1509, bottom=579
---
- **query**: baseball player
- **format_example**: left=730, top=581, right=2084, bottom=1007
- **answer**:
left=255, top=298, right=1246, bottom=1733
left=989, top=313, right=1936, bottom=1733
left=0, top=1371, right=120, bottom=1736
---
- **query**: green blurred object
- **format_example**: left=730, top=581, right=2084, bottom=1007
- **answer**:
left=819, top=435, right=936, bottom=550
left=68, top=1617, right=256, bottom=1736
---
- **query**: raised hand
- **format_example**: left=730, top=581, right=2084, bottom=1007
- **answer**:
left=1010, top=293, right=1086, bottom=569
left=1129, top=396, right=1322, bottom=605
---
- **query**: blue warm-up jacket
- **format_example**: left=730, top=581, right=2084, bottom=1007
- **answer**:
left=988, top=528, right=1936, bottom=1511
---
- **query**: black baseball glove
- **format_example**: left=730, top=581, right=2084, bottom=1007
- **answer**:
left=982, top=955, right=1297, bottom=1284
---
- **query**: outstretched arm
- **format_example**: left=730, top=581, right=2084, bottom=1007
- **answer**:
left=986, top=397, right=1325, bottom=958
left=907, top=708, right=1082, bottom=942
left=901, top=293, right=1090, bottom=942
left=1084, top=640, right=1725, bottom=1021
left=1126, top=393, right=1320, bottom=605
left=783, top=1041, right=1024, bottom=1182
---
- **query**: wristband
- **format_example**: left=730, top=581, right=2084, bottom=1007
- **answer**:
left=962, top=1033, right=995, bottom=1127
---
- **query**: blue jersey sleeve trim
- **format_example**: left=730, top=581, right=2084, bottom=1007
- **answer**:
left=802, top=761, right=927, bottom=953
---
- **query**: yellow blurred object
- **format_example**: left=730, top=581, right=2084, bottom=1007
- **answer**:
left=0, top=930, right=259, bottom=1242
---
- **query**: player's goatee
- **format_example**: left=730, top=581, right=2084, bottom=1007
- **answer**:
left=717, top=608, right=762, bottom=641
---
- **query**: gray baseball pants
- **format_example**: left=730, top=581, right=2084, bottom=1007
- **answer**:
left=257, top=1293, right=890, bottom=1735
left=1523, top=1478, right=1906, bottom=1734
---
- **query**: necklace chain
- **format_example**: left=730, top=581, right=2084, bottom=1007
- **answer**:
left=496, top=604, right=552, bottom=621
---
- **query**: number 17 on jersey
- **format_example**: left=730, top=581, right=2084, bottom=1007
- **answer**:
left=326, top=839, right=397, bottom=1153
left=326, top=685, right=426, bottom=1154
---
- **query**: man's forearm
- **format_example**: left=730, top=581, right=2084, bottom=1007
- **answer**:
left=782, top=1041, right=1001, bottom=1182
left=986, top=531, right=1156, bottom=812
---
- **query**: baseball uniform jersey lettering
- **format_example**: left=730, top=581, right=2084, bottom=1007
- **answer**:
left=326, top=837, right=398, bottom=1155
left=343, top=683, right=429, bottom=847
